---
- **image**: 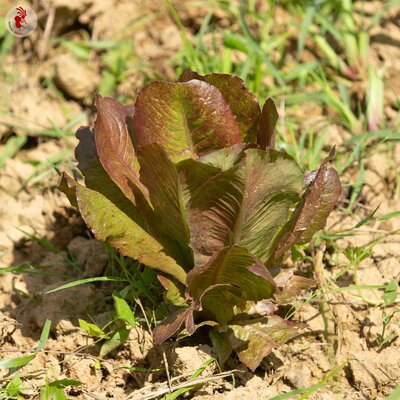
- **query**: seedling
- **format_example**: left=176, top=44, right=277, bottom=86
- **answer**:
left=60, top=73, right=341, bottom=370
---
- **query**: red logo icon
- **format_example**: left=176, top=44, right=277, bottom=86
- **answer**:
left=6, top=5, right=37, bottom=37
left=14, top=6, right=28, bottom=29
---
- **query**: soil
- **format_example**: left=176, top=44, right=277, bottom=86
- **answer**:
left=1, top=1, right=400, bottom=399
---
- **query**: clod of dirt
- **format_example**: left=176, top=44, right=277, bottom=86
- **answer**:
left=349, top=348, right=400, bottom=397
left=63, top=355, right=103, bottom=390
left=299, top=304, right=326, bottom=333
left=0, top=312, right=17, bottom=345
left=168, top=344, right=214, bottom=376
left=366, top=153, right=394, bottom=181
left=192, top=374, right=291, bottom=400
left=80, top=0, right=142, bottom=40
left=54, top=54, right=99, bottom=101
left=284, top=364, right=312, bottom=388
left=373, top=239, right=400, bottom=258
left=0, top=159, right=35, bottom=195
left=0, top=83, right=77, bottom=137
left=128, top=326, right=153, bottom=361
left=67, top=236, right=108, bottom=277
left=380, top=257, right=400, bottom=280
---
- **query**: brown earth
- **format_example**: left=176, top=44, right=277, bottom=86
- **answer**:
left=0, top=0, right=399, bottom=399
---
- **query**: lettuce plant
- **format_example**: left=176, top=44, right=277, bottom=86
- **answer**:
left=60, top=72, right=341, bottom=371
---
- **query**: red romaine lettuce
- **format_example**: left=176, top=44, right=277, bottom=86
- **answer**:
left=60, top=72, right=341, bottom=371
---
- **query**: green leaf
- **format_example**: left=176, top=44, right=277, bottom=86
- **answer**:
left=58, top=173, right=78, bottom=208
left=209, top=330, right=232, bottom=366
left=384, top=280, right=398, bottom=307
left=113, top=294, right=136, bottom=328
left=177, top=144, right=253, bottom=212
left=158, top=275, right=188, bottom=307
left=40, top=385, right=67, bottom=400
left=5, top=373, right=23, bottom=397
left=178, top=72, right=261, bottom=142
left=137, top=144, right=192, bottom=268
left=99, top=328, right=130, bottom=358
left=47, top=379, right=82, bottom=388
left=187, top=246, right=276, bottom=324
left=199, top=143, right=252, bottom=170
left=61, top=173, right=187, bottom=284
left=39, top=379, right=82, bottom=400
left=0, top=354, right=35, bottom=369
left=36, top=319, right=51, bottom=353
left=275, top=149, right=341, bottom=258
left=187, top=148, right=304, bottom=264
left=237, top=149, right=303, bottom=263
left=229, top=316, right=305, bottom=371
left=130, top=80, right=242, bottom=160
left=177, top=158, right=221, bottom=210
left=258, top=98, right=278, bottom=149
left=79, top=319, right=106, bottom=338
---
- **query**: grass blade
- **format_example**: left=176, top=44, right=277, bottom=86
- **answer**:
left=0, top=136, right=27, bottom=170
left=45, top=276, right=127, bottom=293
left=297, top=5, right=316, bottom=57
left=0, top=319, right=51, bottom=369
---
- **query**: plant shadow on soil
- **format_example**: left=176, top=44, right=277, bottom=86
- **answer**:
left=4, top=207, right=110, bottom=340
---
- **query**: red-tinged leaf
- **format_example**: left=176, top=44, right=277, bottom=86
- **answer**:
left=229, top=328, right=278, bottom=372
left=188, top=166, right=243, bottom=264
left=187, top=246, right=276, bottom=324
left=137, top=144, right=193, bottom=268
left=238, top=299, right=277, bottom=317
left=298, top=167, right=341, bottom=243
left=158, top=275, right=188, bottom=307
left=75, top=126, right=147, bottom=227
left=258, top=98, right=279, bottom=149
left=94, top=96, right=148, bottom=204
left=62, top=173, right=187, bottom=284
left=130, top=80, right=242, bottom=160
left=198, top=285, right=245, bottom=326
left=274, top=270, right=316, bottom=304
left=153, top=304, right=197, bottom=344
left=179, top=72, right=261, bottom=142
left=75, top=127, right=192, bottom=267
left=58, top=174, right=78, bottom=208
left=229, top=316, right=306, bottom=371
left=187, top=149, right=304, bottom=264
left=274, top=148, right=342, bottom=258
